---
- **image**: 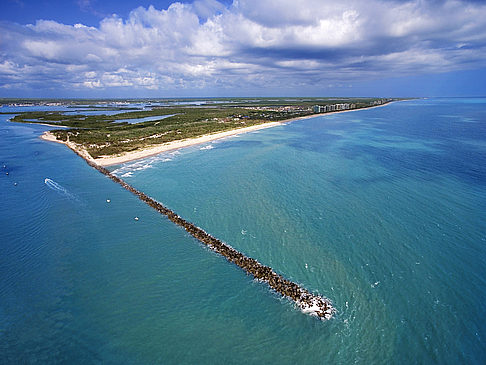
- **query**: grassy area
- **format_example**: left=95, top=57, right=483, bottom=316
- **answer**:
left=6, top=97, right=398, bottom=158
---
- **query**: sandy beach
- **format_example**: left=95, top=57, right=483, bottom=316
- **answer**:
left=40, top=102, right=395, bottom=166
left=95, top=120, right=285, bottom=166
left=41, top=120, right=287, bottom=166
left=41, top=130, right=98, bottom=164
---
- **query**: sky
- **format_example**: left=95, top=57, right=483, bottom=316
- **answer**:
left=1, top=0, right=486, bottom=98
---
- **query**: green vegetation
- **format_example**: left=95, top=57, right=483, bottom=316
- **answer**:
left=5, top=97, right=399, bottom=158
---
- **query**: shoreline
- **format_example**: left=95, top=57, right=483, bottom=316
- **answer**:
left=41, top=102, right=395, bottom=166
left=41, top=130, right=98, bottom=164
left=7, top=117, right=70, bottom=129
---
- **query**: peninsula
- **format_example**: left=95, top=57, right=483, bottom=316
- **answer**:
left=6, top=97, right=397, bottom=166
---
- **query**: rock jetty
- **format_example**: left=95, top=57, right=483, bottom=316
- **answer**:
left=73, top=148, right=335, bottom=320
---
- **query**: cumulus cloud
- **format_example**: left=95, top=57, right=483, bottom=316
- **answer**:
left=0, top=0, right=485, bottom=94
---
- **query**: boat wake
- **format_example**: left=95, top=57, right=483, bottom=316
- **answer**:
left=44, top=178, right=79, bottom=202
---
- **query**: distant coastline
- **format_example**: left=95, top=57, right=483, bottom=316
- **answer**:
left=41, top=101, right=396, bottom=166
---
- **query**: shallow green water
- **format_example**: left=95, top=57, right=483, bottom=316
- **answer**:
left=1, top=99, right=485, bottom=363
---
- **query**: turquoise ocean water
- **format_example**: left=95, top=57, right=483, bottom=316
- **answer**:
left=1, top=99, right=485, bottom=363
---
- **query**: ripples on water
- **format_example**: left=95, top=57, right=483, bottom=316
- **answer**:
left=1, top=99, right=485, bottom=363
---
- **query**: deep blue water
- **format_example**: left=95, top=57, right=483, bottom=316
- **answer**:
left=1, top=99, right=485, bottom=364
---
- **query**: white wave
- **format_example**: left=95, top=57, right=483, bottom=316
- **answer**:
left=112, top=160, right=153, bottom=177
left=200, top=145, right=214, bottom=150
left=111, top=148, right=181, bottom=178
left=137, top=163, right=153, bottom=171
left=297, top=297, right=335, bottom=320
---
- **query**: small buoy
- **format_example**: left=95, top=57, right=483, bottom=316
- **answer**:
left=134, top=217, right=139, bottom=221
left=14, top=182, right=17, bottom=186
left=106, top=199, right=111, bottom=203
left=5, top=172, right=8, bottom=175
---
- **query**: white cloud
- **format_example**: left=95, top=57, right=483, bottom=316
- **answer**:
left=1, top=0, right=486, bottom=94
